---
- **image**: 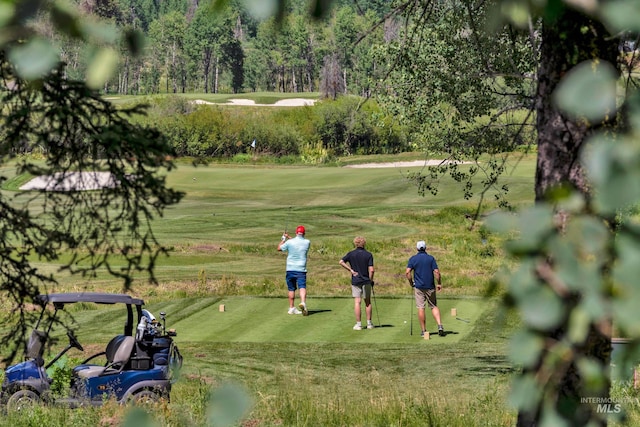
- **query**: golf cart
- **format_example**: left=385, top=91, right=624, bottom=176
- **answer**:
left=1, top=292, right=182, bottom=410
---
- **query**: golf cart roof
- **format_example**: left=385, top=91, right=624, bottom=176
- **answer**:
left=34, top=292, right=145, bottom=306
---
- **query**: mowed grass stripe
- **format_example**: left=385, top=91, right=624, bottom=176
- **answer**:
left=170, top=296, right=482, bottom=344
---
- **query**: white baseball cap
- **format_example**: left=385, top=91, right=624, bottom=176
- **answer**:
left=417, top=241, right=426, bottom=250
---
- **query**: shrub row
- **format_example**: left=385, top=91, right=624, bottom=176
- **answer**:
left=139, top=96, right=410, bottom=163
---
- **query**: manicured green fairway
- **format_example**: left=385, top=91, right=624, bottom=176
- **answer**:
left=169, top=296, right=481, bottom=344
left=67, top=295, right=482, bottom=345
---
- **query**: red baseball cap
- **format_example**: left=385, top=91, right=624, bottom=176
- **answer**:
left=296, top=225, right=305, bottom=235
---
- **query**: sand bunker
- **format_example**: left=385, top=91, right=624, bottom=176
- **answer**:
left=344, top=160, right=466, bottom=168
left=193, top=98, right=317, bottom=107
left=20, top=172, right=117, bottom=191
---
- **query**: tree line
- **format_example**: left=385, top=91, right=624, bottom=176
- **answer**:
left=47, top=0, right=390, bottom=97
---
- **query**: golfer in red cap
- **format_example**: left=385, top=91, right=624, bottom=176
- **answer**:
left=278, top=225, right=311, bottom=315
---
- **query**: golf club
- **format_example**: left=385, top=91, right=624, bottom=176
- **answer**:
left=456, top=317, right=470, bottom=323
left=408, top=278, right=414, bottom=335
left=410, top=297, right=413, bottom=336
left=409, top=288, right=413, bottom=336
left=284, top=206, right=292, bottom=235
left=371, top=282, right=381, bottom=327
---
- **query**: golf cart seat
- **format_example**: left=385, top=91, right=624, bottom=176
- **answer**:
left=75, top=335, right=135, bottom=379
left=26, top=329, right=46, bottom=366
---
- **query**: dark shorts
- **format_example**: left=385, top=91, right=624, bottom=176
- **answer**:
left=414, top=287, right=437, bottom=309
left=286, top=271, right=307, bottom=292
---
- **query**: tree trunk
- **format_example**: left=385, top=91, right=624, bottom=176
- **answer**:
left=534, top=10, right=618, bottom=202
left=171, top=41, right=177, bottom=94
left=343, top=69, right=347, bottom=94
left=123, top=56, right=130, bottom=94
left=518, top=8, right=619, bottom=427
left=280, top=65, right=285, bottom=92
left=292, top=68, right=297, bottom=92
left=203, top=49, right=211, bottom=94
left=214, top=56, right=219, bottom=94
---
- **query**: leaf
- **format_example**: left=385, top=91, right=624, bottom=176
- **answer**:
left=567, top=307, right=591, bottom=344
left=549, top=189, right=586, bottom=213
left=600, top=0, right=640, bottom=33
left=504, top=205, right=556, bottom=254
left=520, top=285, right=564, bottom=331
left=539, top=403, right=570, bottom=427
left=207, top=383, right=252, bottom=427
left=500, top=0, right=531, bottom=28
left=553, top=60, right=618, bottom=122
left=51, top=1, right=82, bottom=39
left=510, top=330, right=544, bottom=367
left=577, top=357, right=607, bottom=392
left=79, top=20, right=119, bottom=44
left=582, top=134, right=613, bottom=185
left=0, top=2, right=15, bottom=28
left=509, top=373, right=541, bottom=412
left=547, top=238, right=604, bottom=294
left=124, top=29, right=146, bottom=57
left=548, top=219, right=606, bottom=292
left=123, top=408, right=157, bottom=427
left=8, top=38, right=59, bottom=80
left=583, top=135, right=640, bottom=214
left=310, top=0, right=334, bottom=19
left=613, top=231, right=640, bottom=288
left=612, top=287, right=640, bottom=336
left=508, top=260, right=540, bottom=301
left=580, top=292, right=607, bottom=324
left=13, top=0, right=44, bottom=23
left=85, top=48, right=119, bottom=89
left=240, top=0, right=279, bottom=20
left=565, top=216, right=610, bottom=258
left=485, top=211, right=519, bottom=234
left=612, top=235, right=640, bottom=334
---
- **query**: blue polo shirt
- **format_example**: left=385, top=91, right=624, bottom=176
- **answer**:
left=407, top=251, right=438, bottom=289
left=280, top=235, right=310, bottom=272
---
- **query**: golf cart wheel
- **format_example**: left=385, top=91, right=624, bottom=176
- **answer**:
left=6, top=389, right=40, bottom=412
left=131, top=389, right=162, bottom=406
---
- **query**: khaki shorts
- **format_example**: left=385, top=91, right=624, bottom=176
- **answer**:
left=352, top=283, right=372, bottom=299
left=414, top=287, right=437, bottom=309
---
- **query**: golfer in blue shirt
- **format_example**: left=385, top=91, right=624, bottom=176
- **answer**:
left=406, top=240, right=444, bottom=337
left=278, top=225, right=310, bottom=315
